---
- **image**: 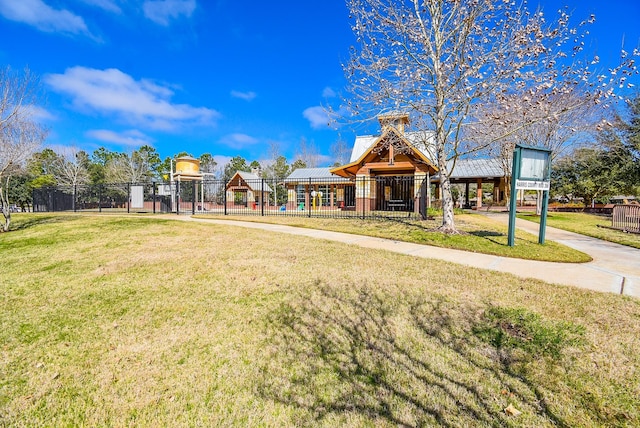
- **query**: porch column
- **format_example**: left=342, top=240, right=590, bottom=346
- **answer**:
left=330, top=184, right=335, bottom=208
left=476, top=179, right=483, bottom=208
left=427, top=172, right=431, bottom=209
left=414, top=172, right=427, bottom=214
left=465, top=182, right=470, bottom=208
left=355, top=173, right=371, bottom=213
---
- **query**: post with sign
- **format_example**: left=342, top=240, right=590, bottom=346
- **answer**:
left=507, top=145, right=552, bottom=247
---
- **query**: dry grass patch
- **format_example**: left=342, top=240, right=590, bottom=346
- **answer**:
left=0, top=214, right=638, bottom=427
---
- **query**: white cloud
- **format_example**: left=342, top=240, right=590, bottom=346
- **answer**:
left=303, top=106, right=332, bottom=129
left=219, top=133, right=259, bottom=149
left=0, top=0, right=93, bottom=36
left=79, top=0, right=122, bottom=14
left=25, top=105, right=56, bottom=122
left=45, top=66, right=220, bottom=131
left=143, top=0, right=196, bottom=26
left=213, top=155, right=232, bottom=168
left=322, top=87, right=336, bottom=98
left=86, top=129, right=153, bottom=147
left=230, top=90, right=257, bottom=101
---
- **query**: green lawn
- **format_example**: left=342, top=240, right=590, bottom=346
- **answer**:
left=517, top=211, right=640, bottom=249
left=195, top=212, right=591, bottom=263
left=1, top=214, right=639, bottom=427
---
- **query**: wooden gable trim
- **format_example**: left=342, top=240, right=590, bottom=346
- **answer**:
left=330, top=127, right=438, bottom=178
left=226, top=172, right=248, bottom=191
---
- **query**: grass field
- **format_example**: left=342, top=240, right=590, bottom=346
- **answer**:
left=517, top=211, right=640, bottom=249
left=1, top=214, right=639, bottom=427
left=195, top=212, right=592, bottom=263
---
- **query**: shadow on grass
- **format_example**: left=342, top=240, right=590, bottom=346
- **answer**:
left=9, top=214, right=80, bottom=232
left=468, top=230, right=508, bottom=246
left=259, top=283, right=584, bottom=427
left=386, top=217, right=441, bottom=233
left=469, top=230, right=505, bottom=238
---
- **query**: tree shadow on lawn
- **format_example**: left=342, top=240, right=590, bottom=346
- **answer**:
left=468, top=230, right=508, bottom=246
left=259, top=283, right=583, bottom=427
left=9, top=214, right=80, bottom=232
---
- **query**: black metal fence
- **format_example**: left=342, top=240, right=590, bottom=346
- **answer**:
left=33, top=176, right=430, bottom=220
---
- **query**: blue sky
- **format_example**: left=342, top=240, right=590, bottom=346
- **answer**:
left=1, top=0, right=638, bottom=167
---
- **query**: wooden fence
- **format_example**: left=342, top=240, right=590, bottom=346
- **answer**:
left=612, top=204, right=640, bottom=234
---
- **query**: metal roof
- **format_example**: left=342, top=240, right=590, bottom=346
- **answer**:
left=349, top=131, right=436, bottom=162
left=286, top=167, right=351, bottom=183
left=446, top=158, right=505, bottom=179
left=234, top=171, right=273, bottom=192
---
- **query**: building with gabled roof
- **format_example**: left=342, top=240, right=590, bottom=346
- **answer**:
left=329, top=113, right=438, bottom=215
left=226, top=171, right=272, bottom=209
left=283, top=113, right=508, bottom=215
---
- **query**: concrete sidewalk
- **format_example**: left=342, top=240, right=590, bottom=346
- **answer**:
left=173, top=214, right=640, bottom=298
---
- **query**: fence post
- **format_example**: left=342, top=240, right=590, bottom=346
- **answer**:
left=308, top=178, right=312, bottom=218
left=362, top=176, right=365, bottom=220
left=420, top=177, right=427, bottom=220
left=127, top=183, right=131, bottom=213
left=176, top=181, right=180, bottom=215
left=152, top=183, right=156, bottom=214
left=98, top=185, right=102, bottom=213
left=261, top=179, right=265, bottom=216
left=192, top=180, right=196, bottom=215
left=224, top=183, right=227, bottom=216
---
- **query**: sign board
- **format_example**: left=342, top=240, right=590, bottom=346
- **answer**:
left=130, top=185, right=144, bottom=208
left=508, top=145, right=552, bottom=247
left=515, top=180, right=550, bottom=190
left=157, top=184, right=172, bottom=196
left=519, top=147, right=550, bottom=181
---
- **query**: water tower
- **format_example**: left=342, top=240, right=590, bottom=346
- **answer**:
left=172, top=156, right=204, bottom=213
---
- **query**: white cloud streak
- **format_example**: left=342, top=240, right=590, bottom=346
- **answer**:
left=86, top=129, right=154, bottom=147
left=45, top=66, right=220, bottom=131
left=230, top=90, right=257, bottom=101
left=219, top=133, right=259, bottom=149
left=79, top=0, right=122, bottom=14
left=143, top=0, right=196, bottom=26
left=25, top=105, right=56, bottom=122
left=322, top=87, right=337, bottom=98
left=0, top=0, right=92, bottom=36
left=303, top=106, right=331, bottom=129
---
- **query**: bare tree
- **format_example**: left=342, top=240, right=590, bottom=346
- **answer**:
left=295, top=137, right=321, bottom=168
left=330, top=136, right=351, bottom=166
left=344, top=0, right=637, bottom=232
left=51, top=146, right=90, bottom=187
left=105, top=148, right=156, bottom=183
left=0, top=67, right=47, bottom=231
left=473, top=90, right=601, bottom=212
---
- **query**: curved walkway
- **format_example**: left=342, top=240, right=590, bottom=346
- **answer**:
left=167, top=214, right=640, bottom=298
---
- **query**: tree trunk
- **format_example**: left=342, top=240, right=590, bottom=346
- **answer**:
left=0, top=178, right=10, bottom=232
left=440, top=173, right=457, bottom=233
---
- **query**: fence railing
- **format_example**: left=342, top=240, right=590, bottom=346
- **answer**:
left=611, top=204, right=640, bottom=234
left=33, top=176, right=431, bottom=220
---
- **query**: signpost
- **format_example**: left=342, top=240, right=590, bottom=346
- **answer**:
left=508, top=145, right=552, bottom=247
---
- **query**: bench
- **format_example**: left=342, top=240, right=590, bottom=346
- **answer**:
left=388, top=200, right=406, bottom=211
